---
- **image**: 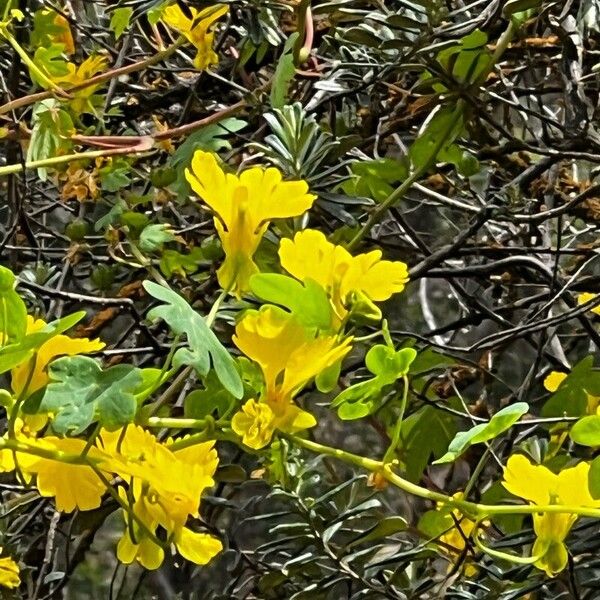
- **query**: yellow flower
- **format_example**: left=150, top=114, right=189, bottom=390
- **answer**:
left=99, top=426, right=222, bottom=569
left=11, top=315, right=105, bottom=398
left=26, top=437, right=108, bottom=512
left=578, top=292, right=600, bottom=315
left=0, top=550, right=20, bottom=590
left=544, top=370, right=600, bottom=414
left=231, top=305, right=352, bottom=448
left=279, top=229, right=409, bottom=323
left=0, top=427, right=109, bottom=513
left=162, top=4, right=228, bottom=70
left=185, top=151, right=316, bottom=296
left=54, top=55, right=108, bottom=114
left=231, top=399, right=275, bottom=449
left=502, top=454, right=600, bottom=576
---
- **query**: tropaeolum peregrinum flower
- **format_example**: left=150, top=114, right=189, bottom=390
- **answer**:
left=231, top=305, right=352, bottom=449
left=186, top=151, right=316, bottom=297
left=98, top=426, right=222, bottom=570
left=279, top=229, right=409, bottom=325
left=502, top=454, right=600, bottom=576
left=0, top=423, right=109, bottom=513
left=162, top=4, right=228, bottom=70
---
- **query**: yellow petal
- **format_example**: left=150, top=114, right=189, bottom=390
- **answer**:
left=231, top=399, right=275, bottom=449
left=341, top=251, right=409, bottom=301
left=117, top=531, right=164, bottom=571
left=556, top=461, right=599, bottom=507
left=279, top=229, right=341, bottom=291
left=176, top=527, right=222, bottom=565
left=273, top=401, right=317, bottom=434
left=0, top=555, right=20, bottom=589
left=543, top=371, right=567, bottom=393
left=502, top=454, right=556, bottom=506
left=28, top=438, right=107, bottom=512
left=578, top=292, right=600, bottom=315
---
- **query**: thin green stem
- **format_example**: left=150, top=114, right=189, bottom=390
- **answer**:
left=142, top=417, right=209, bottom=429
left=288, top=435, right=600, bottom=521
left=382, top=375, right=409, bottom=464
left=0, top=28, right=66, bottom=93
left=0, top=147, right=152, bottom=177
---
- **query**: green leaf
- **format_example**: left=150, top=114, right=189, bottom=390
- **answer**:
left=570, top=415, right=600, bottom=447
left=159, top=247, right=203, bottom=278
left=332, top=346, right=416, bottom=420
left=110, top=7, right=133, bottom=39
left=26, top=99, right=74, bottom=180
left=315, top=360, right=341, bottom=393
left=184, top=372, right=235, bottom=419
left=143, top=281, right=243, bottom=398
left=40, top=356, right=141, bottom=435
left=349, top=516, right=408, bottom=548
left=31, top=8, right=70, bottom=51
left=400, top=405, right=457, bottom=481
left=98, top=158, right=131, bottom=192
left=0, top=266, right=27, bottom=346
left=32, top=44, right=70, bottom=84
left=503, top=0, right=542, bottom=18
left=435, top=402, right=529, bottom=464
left=589, top=456, right=600, bottom=499
left=270, top=33, right=298, bottom=109
left=409, top=105, right=464, bottom=173
left=345, top=158, right=408, bottom=202
left=249, top=273, right=332, bottom=330
left=0, top=311, right=85, bottom=374
left=139, top=224, right=178, bottom=253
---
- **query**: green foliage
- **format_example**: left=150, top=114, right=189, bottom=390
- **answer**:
left=570, top=414, right=600, bottom=446
left=249, top=273, right=332, bottom=329
left=400, top=405, right=457, bottom=482
left=0, top=312, right=85, bottom=374
left=332, top=345, right=416, bottom=419
left=39, top=356, right=141, bottom=435
left=139, top=223, right=178, bottom=252
left=109, top=7, right=133, bottom=39
left=435, top=402, right=529, bottom=464
left=26, top=99, right=74, bottom=180
left=0, top=266, right=27, bottom=345
left=270, top=33, right=298, bottom=109
left=98, top=158, right=131, bottom=192
left=409, top=104, right=478, bottom=175
left=255, top=103, right=340, bottom=182
left=143, top=281, right=243, bottom=398
left=343, top=158, right=408, bottom=202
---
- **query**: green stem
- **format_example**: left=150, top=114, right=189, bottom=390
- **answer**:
left=0, top=437, right=103, bottom=465
left=382, top=375, right=409, bottom=464
left=288, top=435, right=600, bottom=520
left=142, top=417, right=209, bottom=429
left=0, top=147, right=151, bottom=177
